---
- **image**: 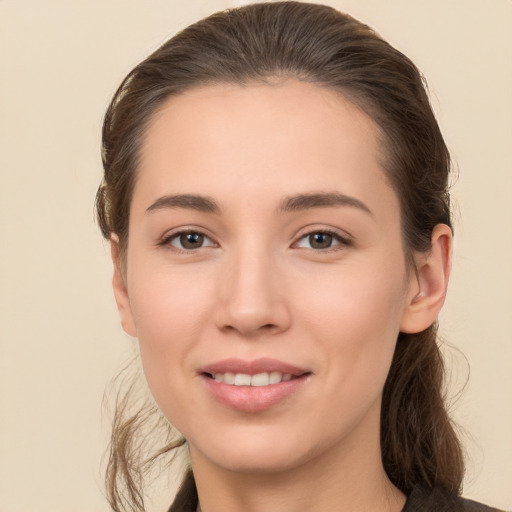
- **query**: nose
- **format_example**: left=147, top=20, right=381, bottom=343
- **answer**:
left=214, top=245, right=292, bottom=338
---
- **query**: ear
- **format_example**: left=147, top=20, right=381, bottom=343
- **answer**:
left=111, top=236, right=137, bottom=337
left=400, top=224, right=453, bottom=334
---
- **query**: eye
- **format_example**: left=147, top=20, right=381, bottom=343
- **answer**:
left=164, top=230, right=216, bottom=251
left=295, top=230, right=350, bottom=251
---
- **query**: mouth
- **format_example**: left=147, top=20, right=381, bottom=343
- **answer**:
left=204, top=371, right=298, bottom=387
left=199, top=357, right=310, bottom=385
left=199, top=358, right=311, bottom=412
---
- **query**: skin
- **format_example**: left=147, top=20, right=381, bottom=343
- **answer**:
left=112, top=80, right=452, bottom=512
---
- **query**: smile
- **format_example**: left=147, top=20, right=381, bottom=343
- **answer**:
left=209, top=372, right=294, bottom=387
left=202, top=375, right=309, bottom=413
left=199, top=358, right=311, bottom=412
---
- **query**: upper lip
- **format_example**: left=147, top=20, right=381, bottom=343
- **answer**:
left=199, top=358, right=310, bottom=376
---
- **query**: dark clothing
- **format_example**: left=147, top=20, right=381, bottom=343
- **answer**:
left=167, top=471, right=198, bottom=512
left=168, top=472, right=506, bottom=512
left=403, top=485, right=506, bottom=511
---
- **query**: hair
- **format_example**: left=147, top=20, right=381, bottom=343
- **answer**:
left=96, top=2, right=464, bottom=511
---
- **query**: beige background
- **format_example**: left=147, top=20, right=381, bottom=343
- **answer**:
left=1, top=0, right=511, bottom=510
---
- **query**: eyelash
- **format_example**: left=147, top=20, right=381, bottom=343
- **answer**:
left=159, top=229, right=217, bottom=254
left=294, top=229, right=352, bottom=252
left=159, top=228, right=352, bottom=253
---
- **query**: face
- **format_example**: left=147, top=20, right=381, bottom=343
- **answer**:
left=114, top=80, right=426, bottom=475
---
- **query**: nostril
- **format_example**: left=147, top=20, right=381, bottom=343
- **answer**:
left=220, top=323, right=279, bottom=335
left=214, top=297, right=292, bottom=337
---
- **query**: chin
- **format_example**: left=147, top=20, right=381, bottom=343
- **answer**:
left=211, top=450, right=308, bottom=475
left=188, top=424, right=330, bottom=476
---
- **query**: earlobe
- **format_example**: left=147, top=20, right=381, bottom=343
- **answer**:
left=400, top=224, right=453, bottom=334
left=111, top=236, right=137, bottom=337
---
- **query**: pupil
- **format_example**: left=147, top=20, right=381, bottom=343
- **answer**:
left=310, top=232, right=332, bottom=249
left=181, top=232, right=203, bottom=249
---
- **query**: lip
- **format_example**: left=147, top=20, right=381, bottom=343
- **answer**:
left=199, top=358, right=311, bottom=413
left=199, top=357, right=309, bottom=376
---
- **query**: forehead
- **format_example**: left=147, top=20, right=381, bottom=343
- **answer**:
left=134, top=80, right=396, bottom=219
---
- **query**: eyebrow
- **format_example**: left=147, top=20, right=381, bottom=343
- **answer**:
left=146, top=194, right=221, bottom=214
left=278, top=192, right=373, bottom=216
left=145, top=191, right=372, bottom=217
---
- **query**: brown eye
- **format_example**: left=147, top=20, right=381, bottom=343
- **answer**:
left=295, top=230, right=351, bottom=251
left=308, top=232, right=333, bottom=249
left=166, top=231, right=215, bottom=251
left=180, top=232, right=204, bottom=249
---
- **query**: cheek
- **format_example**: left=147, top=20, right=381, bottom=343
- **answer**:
left=298, top=259, right=407, bottom=335
left=296, top=262, right=407, bottom=389
left=126, top=259, right=216, bottom=403
left=128, top=254, right=215, bottom=336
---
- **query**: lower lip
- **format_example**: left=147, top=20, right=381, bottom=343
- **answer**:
left=201, top=375, right=310, bottom=413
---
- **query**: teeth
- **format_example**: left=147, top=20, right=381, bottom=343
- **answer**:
left=211, top=372, right=294, bottom=387
left=223, top=372, right=235, bottom=385
left=251, top=372, right=269, bottom=386
left=269, top=371, right=282, bottom=384
left=234, top=373, right=251, bottom=386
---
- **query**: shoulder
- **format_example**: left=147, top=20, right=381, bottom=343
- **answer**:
left=403, top=486, right=508, bottom=512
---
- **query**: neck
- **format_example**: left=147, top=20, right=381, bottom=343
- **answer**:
left=189, top=413, right=405, bottom=512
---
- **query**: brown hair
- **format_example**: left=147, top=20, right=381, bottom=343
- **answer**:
left=96, top=2, right=464, bottom=511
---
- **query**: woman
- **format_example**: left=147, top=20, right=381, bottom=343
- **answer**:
left=96, top=2, right=504, bottom=511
